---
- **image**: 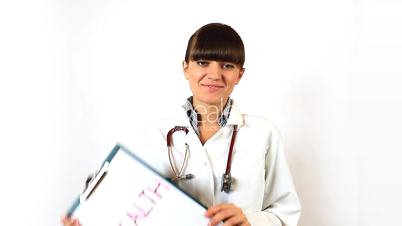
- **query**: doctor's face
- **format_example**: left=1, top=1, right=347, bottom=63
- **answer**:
left=183, top=60, right=244, bottom=107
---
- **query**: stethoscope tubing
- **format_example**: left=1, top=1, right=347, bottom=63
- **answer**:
left=166, top=125, right=238, bottom=193
left=168, top=144, right=190, bottom=181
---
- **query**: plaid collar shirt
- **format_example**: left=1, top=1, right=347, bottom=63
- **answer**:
left=182, top=96, right=233, bottom=137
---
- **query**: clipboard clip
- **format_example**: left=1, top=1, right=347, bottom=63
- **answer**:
left=80, top=161, right=109, bottom=202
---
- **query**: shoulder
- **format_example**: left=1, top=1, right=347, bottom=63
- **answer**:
left=230, top=102, right=279, bottom=132
left=149, top=109, right=190, bottom=137
left=237, top=114, right=284, bottom=150
left=153, top=116, right=175, bottom=130
left=152, top=115, right=184, bottom=132
left=241, top=114, right=280, bottom=133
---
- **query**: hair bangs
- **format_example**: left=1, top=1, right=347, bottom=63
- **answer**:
left=190, top=43, right=243, bottom=66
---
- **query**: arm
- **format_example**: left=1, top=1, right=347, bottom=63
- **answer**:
left=246, top=128, right=301, bottom=226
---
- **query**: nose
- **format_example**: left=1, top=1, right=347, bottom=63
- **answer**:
left=206, top=62, right=222, bottom=81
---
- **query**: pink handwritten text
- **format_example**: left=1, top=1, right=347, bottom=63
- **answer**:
left=119, top=179, right=170, bottom=226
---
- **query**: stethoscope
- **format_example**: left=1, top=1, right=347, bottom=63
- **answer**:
left=166, top=125, right=238, bottom=193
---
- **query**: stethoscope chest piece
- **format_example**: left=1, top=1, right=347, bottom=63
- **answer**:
left=221, top=173, right=233, bottom=193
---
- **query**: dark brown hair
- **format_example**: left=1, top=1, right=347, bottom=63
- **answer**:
left=184, top=23, right=245, bottom=67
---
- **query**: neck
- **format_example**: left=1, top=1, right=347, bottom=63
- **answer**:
left=192, top=98, right=228, bottom=126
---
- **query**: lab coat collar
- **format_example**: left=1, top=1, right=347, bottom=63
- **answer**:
left=226, top=102, right=244, bottom=127
left=175, top=107, right=193, bottom=127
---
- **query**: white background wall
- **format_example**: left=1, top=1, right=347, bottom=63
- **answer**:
left=1, top=0, right=401, bottom=226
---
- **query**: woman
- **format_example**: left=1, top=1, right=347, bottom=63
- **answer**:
left=62, top=23, right=301, bottom=226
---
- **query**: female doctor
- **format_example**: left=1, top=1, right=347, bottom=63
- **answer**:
left=62, top=23, right=301, bottom=226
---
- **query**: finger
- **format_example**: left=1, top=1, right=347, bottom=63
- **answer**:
left=222, top=214, right=247, bottom=226
left=74, top=219, right=82, bottom=226
left=205, top=204, right=233, bottom=217
left=209, top=208, right=238, bottom=226
left=60, top=215, right=80, bottom=226
left=61, top=215, right=71, bottom=225
left=204, top=204, right=223, bottom=217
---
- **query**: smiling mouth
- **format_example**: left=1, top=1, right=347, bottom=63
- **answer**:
left=201, top=84, right=224, bottom=88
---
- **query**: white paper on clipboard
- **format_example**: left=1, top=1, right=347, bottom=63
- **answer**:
left=67, top=144, right=209, bottom=226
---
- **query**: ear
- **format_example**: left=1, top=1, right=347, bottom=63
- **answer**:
left=235, top=68, right=245, bottom=85
left=183, top=61, right=189, bottom=80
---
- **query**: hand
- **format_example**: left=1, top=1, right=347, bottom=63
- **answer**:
left=61, top=215, right=81, bottom=226
left=204, top=203, right=251, bottom=226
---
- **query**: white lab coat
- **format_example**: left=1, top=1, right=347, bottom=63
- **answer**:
left=137, top=102, right=301, bottom=226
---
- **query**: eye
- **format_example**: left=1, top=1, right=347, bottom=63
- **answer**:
left=196, top=60, right=209, bottom=67
left=222, top=63, right=235, bottom=69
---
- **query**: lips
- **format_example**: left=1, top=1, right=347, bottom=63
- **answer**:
left=200, top=84, right=224, bottom=93
left=201, top=84, right=224, bottom=88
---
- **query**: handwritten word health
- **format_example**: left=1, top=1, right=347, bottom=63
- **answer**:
left=119, top=179, right=171, bottom=226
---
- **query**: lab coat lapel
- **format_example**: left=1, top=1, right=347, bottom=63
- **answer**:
left=226, top=102, right=244, bottom=127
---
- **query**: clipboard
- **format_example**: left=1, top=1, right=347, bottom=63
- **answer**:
left=67, top=144, right=209, bottom=226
